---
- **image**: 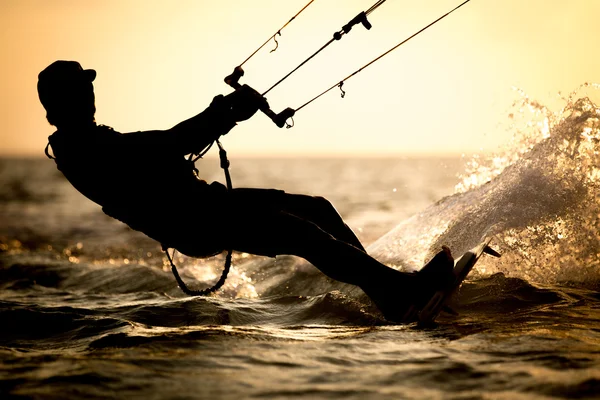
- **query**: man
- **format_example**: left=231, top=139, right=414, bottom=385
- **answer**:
left=38, top=60, right=454, bottom=322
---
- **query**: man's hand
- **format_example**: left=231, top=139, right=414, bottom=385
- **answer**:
left=213, top=84, right=269, bottom=122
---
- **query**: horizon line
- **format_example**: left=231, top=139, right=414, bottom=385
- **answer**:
left=0, top=150, right=484, bottom=159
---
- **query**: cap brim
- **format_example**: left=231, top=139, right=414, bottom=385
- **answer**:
left=84, top=69, right=96, bottom=82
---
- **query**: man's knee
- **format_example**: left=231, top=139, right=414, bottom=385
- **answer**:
left=308, top=195, right=338, bottom=214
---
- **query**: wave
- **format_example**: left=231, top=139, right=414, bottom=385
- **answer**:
left=2, top=256, right=597, bottom=351
left=370, top=85, right=600, bottom=286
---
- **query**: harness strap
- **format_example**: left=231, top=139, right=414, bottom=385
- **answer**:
left=166, top=139, right=234, bottom=296
left=45, top=142, right=55, bottom=159
left=216, top=140, right=232, bottom=190
left=166, top=246, right=232, bottom=297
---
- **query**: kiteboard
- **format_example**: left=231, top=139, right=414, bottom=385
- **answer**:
left=401, top=237, right=501, bottom=324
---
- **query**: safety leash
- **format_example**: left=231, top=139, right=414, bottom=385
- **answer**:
left=165, top=140, right=234, bottom=296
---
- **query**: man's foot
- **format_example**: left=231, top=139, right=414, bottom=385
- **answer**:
left=360, top=246, right=455, bottom=322
left=417, top=246, right=455, bottom=298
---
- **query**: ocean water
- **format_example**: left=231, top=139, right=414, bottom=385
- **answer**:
left=1, top=89, right=600, bottom=399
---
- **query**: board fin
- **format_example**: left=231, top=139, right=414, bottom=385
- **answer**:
left=483, top=245, right=501, bottom=258
left=442, top=305, right=459, bottom=316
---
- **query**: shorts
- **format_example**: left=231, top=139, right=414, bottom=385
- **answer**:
left=166, top=181, right=287, bottom=258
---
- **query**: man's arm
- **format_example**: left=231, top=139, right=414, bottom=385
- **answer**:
left=122, top=85, right=268, bottom=156
left=166, top=96, right=238, bottom=154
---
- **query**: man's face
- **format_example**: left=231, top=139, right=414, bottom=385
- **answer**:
left=38, top=61, right=97, bottom=127
left=50, top=79, right=96, bottom=124
left=66, top=80, right=95, bottom=110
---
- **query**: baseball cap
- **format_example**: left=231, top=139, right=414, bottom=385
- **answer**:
left=38, top=60, right=96, bottom=84
left=37, top=61, right=96, bottom=110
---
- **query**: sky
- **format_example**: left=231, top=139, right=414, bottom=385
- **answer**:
left=1, top=0, right=599, bottom=156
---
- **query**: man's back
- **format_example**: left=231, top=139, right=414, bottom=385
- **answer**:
left=48, top=124, right=209, bottom=245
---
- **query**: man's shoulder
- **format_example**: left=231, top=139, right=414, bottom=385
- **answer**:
left=93, top=124, right=122, bottom=139
left=51, top=124, right=119, bottom=136
left=49, top=124, right=126, bottom=161
left=97, top=124, right=118, bottom=133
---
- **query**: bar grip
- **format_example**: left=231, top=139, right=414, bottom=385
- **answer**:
left=224, top=67, right=295, bottom=128
left=342, top=12, right=371, bottom=34
left=265, top=107, right=295, bottom=128
left=224, top=66, right=244, bottom=89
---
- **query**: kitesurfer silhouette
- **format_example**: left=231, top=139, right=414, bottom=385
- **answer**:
left=38, top=60, right=454, bottom=321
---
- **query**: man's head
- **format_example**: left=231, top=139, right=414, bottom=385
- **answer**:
left=37, top=61, right=97, bottom=128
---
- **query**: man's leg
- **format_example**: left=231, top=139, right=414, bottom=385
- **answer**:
left=226, top=210, right=444, bottom=321
left=230, top=188, right=366, bottom=251
left=192, top=184, right=454, bottom=321
left=278, top=193, right=366, bottom=252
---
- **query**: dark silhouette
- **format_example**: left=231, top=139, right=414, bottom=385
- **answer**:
left=38, top=60, right=453, bottom=321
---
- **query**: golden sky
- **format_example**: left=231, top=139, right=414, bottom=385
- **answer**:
left=1, top=0, right=599, bottom=156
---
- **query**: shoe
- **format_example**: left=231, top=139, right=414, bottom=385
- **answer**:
left=413, top=246, right=455, bottom=307
left=360, top=247, right=455, bottom=323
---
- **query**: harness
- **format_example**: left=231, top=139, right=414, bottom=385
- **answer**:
left=164, top=140, right=234, bottom=296
left=46, top=134, right=234, bottom=296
